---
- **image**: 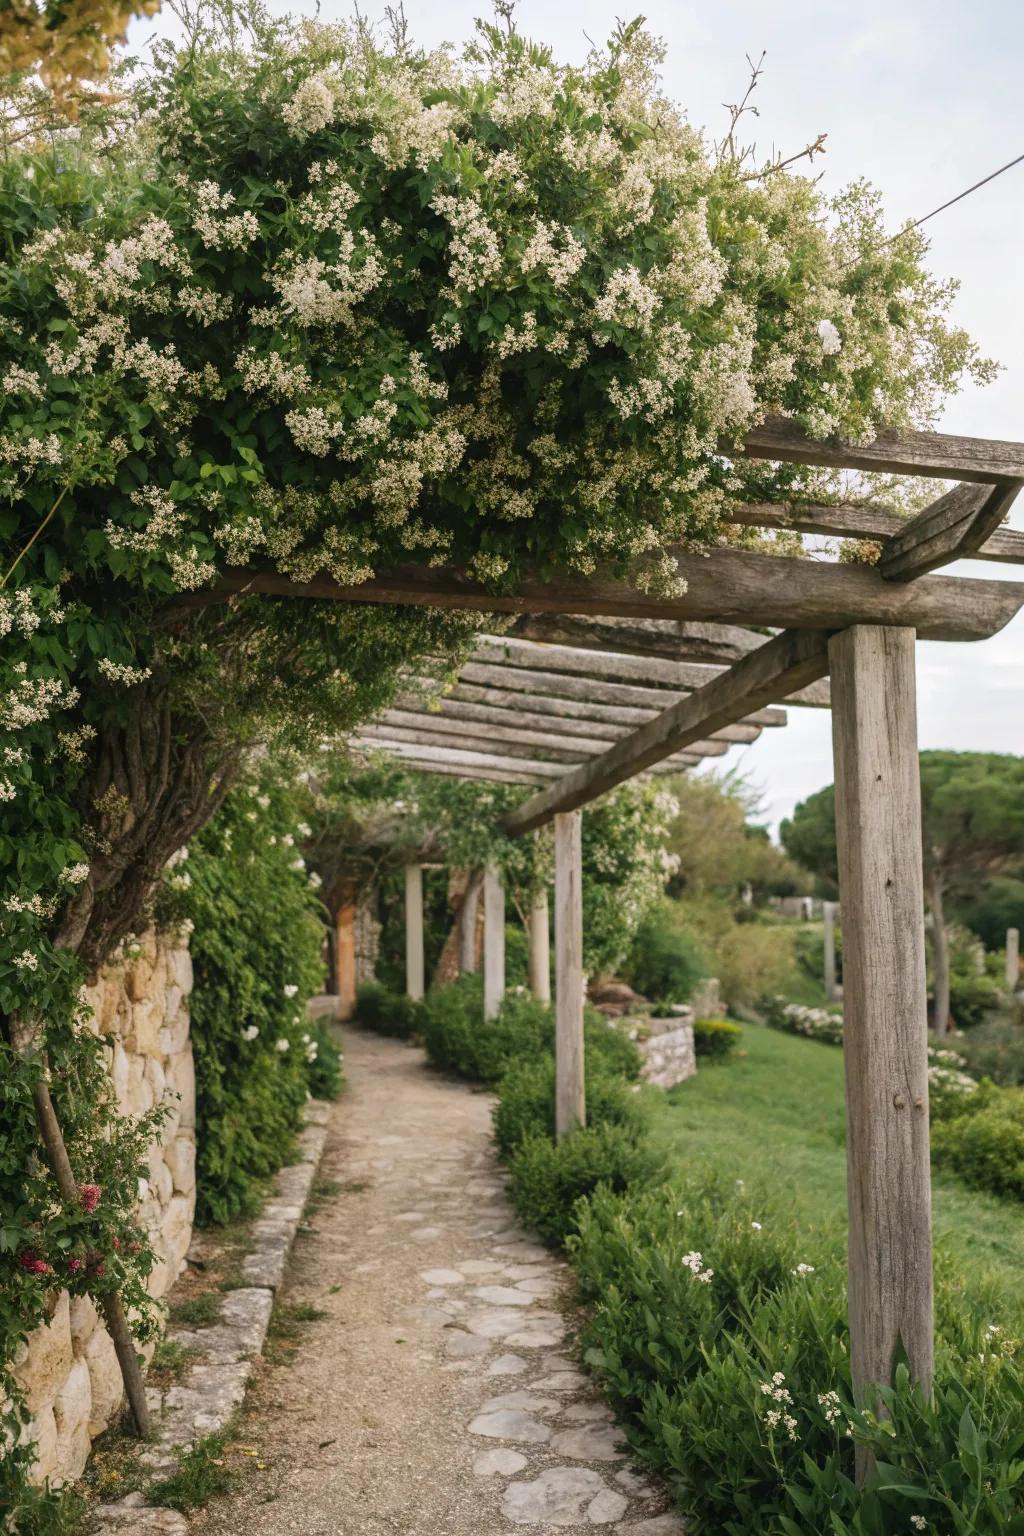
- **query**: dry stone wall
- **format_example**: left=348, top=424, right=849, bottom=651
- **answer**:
left=11, top=928, right=195, bottom=1487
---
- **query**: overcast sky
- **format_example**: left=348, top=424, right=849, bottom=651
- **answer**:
left=136, top=0, right=1024, bottom=833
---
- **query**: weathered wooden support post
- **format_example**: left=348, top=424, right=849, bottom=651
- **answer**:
left=483, top=861, right=505, bottom=1020
left=829, top=626, right=933, bottom=1483
left=404, top=862, right=425, bottom=1002
left=528, top=888, right=551, bottom=1003
left=823, top=899, right=839, bottom=1001
left=554, top=810, right=586, bottom=1138
left=1007, top=927, right=1020, bottom=990
left=460, top=872, right=481, bottom=975
left=335, top=899, right=357, bottom=1020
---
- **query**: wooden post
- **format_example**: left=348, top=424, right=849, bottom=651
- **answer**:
left=404, top=863, right=425, bottom=1002
left=483, top=861, right=505, bottom=1020
left=554, top=810, right=586, bottom=1138
left=460, top=873, right=481, bottom=974
left=829, top=626, right=932, bottom=1481
left=1007, top=927, right=1020, bottom=991
left=823, top=899, right=838, bottom=1001
left=528, top=888, right=551, bottom=1003
left=335, top=900, right=357, bottom=1020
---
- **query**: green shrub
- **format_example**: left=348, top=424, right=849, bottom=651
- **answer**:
left=949, top=968, right=1005, bottom=1029
left=493, top=1054, right=646, bottom=1157
left=507, top=1124, right=660, bottom=1247
left=305, top=1021, right=344, bottom=1101
left=692, top=1018, right=742, bottom=1059
left=958, top=1017, right=1024, bottom=1086
left=931, top=1083, right=1024, bottom=1200
left=624, top=899, right=707, bottom=1005
left=354, top=981, right=423, bottom=1039
left=164, top=778, right=327, bottom=1227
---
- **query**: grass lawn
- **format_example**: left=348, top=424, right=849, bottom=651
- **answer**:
left=648, top=1020, right=1024, bottom=1296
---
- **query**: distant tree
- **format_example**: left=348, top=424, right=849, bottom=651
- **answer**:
left=664, top=772, right=809, bottom=903
left=0, top=0, right=158, bottom=108
left=782, top=753, right=1024, bottom=1034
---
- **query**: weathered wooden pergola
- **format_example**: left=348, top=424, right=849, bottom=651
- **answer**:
left=304, top=416, right=1024, bottom=1463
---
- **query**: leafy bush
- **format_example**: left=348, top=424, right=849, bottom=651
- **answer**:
left=763, top=995, right=845, bottom=1045
left=958, top=1017, right=1024, bottom=1086
left=305, top=1021, right=344, bottom=1101
left=493, top=1055, right=646, bottom=1157
left=931, top=1082, right=1024, bottom=1201
left=624, top=899, right=707, bottom=1005
left=571, top=1172, right=1024, bottom=1535
left=354, top=981, right=423, bottom=1039
left=674, top=897, right=800, bottom=1007
left=164, top=778, right=327, bottom=1226
left=508, top=1125, right=660, bottom=1248
left=949, top=968, right=1005, bottom=1029
left=693, top=1018, right=742, bottom=1059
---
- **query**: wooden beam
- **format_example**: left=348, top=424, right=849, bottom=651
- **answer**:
left=504, top=630, right=832, bottom=836
left=379, top=707, right=763, bottom=750
left=829, top=626, right=933, bottom=1476
left=512, top=614, right=768, bottom=664
left=554, top=810, right=585, bottom=1138
left=350, top=738, right=568, bottom=779
left=357, top=724, right=727, bottom=769
left=483, top=861, right=505, bottom=1020
left=472, top=634, right=830, bottom=708
left=879, top=482, right=1023, bottom=582
left=213, top=545, right=1024, bottom=642
left=404, top=863, right=425, bottom=1002
left=458, top=661, right=826, bottom=715
left=726, top=500, right=1024, bottom=565
left=735, top=413, right=1024, bottom=484
left=527, top=881, right=551, bottom=1003
left=409, top=682, right=787, bottom=732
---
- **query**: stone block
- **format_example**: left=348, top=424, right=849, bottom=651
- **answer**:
left=168, top=946, right=193, bottom=996
left=13, top=1292, right=72, bottom=1415
left=165, top=1050, right=195, bottom=1129
left=109, top=1039, right=131, bottom=1112
left=126, top=997, right=163, bottom=1058
left=53, top=1358, right=92, bottom=1483
left=69, top=1294, right=99, bottom=1355
left=163, top=1134, right=196, bottom=1196
left=84, top=1324, right=123, bottom=1435
left=22, top=1402, right=58, bottom=1486
left=161, top=1194, right=194, bottom=1275
left=144, top=1054, right=167, bottom=1105
left=126, top=956, right=154, bottom=1005
left=639, top=1023, right=696, bottom=1090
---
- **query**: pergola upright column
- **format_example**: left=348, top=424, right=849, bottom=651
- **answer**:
left=1007, top=927, right=1020, bottom=990
left=483, top=861, right=505, bottom=1020
left=335, top=900, right=357, bottom=1020
left=528, top=888, right=551, bottom=1003
left=823, top=899, right=839, bottom=1001
left=404, top=863, right=425, bottom=1002
left=460, top=872, right=481, bottom=975
left=554, top=810, right=585, bottom=1138
left=829, top=626, right=932, bottom=1479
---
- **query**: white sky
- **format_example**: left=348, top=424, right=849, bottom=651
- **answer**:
left=134, top=0, right=1024, bottom=833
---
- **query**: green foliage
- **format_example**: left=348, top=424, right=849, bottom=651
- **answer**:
left=508, top=1126, right=661, bottom=1249
left=149, top=1425, right=238, bottom=1512
left=624, top=899, right=707, bottom=1004
left=163, top=774, right=328, bottom=1226
left=493, top=1054, right=646, bottom=1157
left=954, top=875, right=1024, bottom=953
left=353, top=981, right=423, bottom=1039
left=931, top=1083, right=1024, bottom=1202
left=305, top=1021, right=344, bottom=1101
left=673, top=896, right=799, bottom=1008
left=762, top=995, right=845, bottom=1045
left=949, top=968, right=1005, bottom=1030
left=571, top=1170, right=1024, bottom=1535
left=780, top=785, right=839, bottom=895
left=958, top=1018, right=1024, bottom=1087
left=663, top=772, right=808, bottom=902
left=692, top=1018, right=742, bottom=1059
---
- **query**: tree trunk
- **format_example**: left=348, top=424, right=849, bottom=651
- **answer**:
left=929, top=872, right=951, bottom=1036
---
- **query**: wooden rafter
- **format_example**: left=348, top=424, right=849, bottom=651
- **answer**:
left=224, top=546, right=1024, bottom=641
left=386, top=701, right=768, bottom=746
left=878, top=482, right=1024, bottom=582
left=734, top=414, right=1024, bottom=484
left=504, top=630, right=832, bottom=835
left=402, top=681, right=787, bottom=732
left=349, top=736, right=702, bottom=783
left=725, top=501, right=1024, bottom=566
left=511, top=614, right=769, bottom=664
left=360, top=717, right=731, bottom=765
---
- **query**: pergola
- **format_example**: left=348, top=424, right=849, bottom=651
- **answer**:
left=282, top=415, right=1024, bottom=1475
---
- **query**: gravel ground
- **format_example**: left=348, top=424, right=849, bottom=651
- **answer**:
left=189, top=1022, right=683, bottom=1536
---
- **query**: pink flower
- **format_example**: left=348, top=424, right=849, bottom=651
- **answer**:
left=78, top=1184, right=101, bottom=1214
left=67, top=1257, right=84, bottom=1274
left=18, top=1252, right=52, bottom=1275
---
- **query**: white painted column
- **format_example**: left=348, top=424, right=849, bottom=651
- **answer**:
left=483, top=861, right=505, bottom=1020
left=528, top=888, right=551, bottom=1003
left=1007, top=927, right=1020, bottom=991
left=460, top=873, right=481, bottom=975
left=404, top=863, right=425, bottom=1002
left=823, top=899, right=839, bottom=1001
left=554, top=810, right=585, bottom=1138
left=829, top=626, right=932, bottom=1483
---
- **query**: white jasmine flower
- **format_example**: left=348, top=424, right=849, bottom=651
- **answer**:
left=284, top=984, right=298, bottom=998
left=276, top=1037, right=291, bottom=1053
left=818, top=318, right=842, bottom=355
left=240, top=1025, right=260, bottom=1042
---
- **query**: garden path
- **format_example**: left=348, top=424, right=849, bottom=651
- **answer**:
left=190, top=1022, right=684, bottom=1536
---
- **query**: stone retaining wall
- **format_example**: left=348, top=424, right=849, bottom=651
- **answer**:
left=11, top=928, right=195, bottom=1487
left=638, top=1017, right=697, bottom=1089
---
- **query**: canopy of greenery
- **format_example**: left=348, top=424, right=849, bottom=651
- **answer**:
left=0, top=0, right=158, bottom=106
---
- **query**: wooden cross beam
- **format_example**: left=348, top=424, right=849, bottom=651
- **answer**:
left=511, top=614, right=769, bottom=664
left=402, top=681, right=787, bottom=732
left=457, top=658, right=827, bottom=713
left=360, top=715, right=734, bottom=764
left=349, top=736, right=703, bottom=783
left=734, top=414, right=1024, bottom=484
left=503, top=630, right=832, bottom=835
left=226, top=545, right=1024, bottom=641
left=725, top=501, right=1024, bottom=566
left=389, top=700, right=769, bottom=745
left=878, top=482, right=1024, bottom=582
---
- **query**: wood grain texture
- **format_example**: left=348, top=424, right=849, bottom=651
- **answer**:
left=719, top=500, right=1024, bottom=565
left=419, top=682, right=787, bottom=731
left=376, top=707, right=762, bottom=751
left=354, top=724, right=718, bottom=767
left=460, top=873, right=481, bottom=975
left=528, top=885, right=551, bottom=1004
left=483, top=862, right=506, bottom=1021
left=458, top=659, right=829, bottom=713
left=554, top=811, right=586, bottom=1138
left=404, top=863, right=425, bottom=1003
left=829, top=626, right=933, bottom=1469
left=504, top=630, right=832, bottom=835
left=823, top=900, right=838, bottom=1002
left=512, top=614, right=768, bottom=663
left=215, top=545, right=1024, bottom=642
left=880, top=482, right=1023, bottom=582
left=736, top=413, right=1024, bottom=483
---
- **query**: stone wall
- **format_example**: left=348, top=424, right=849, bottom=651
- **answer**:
left=11, top=928, right=195, bottom=1487
left=638, top=1017, right=697, bottom=1089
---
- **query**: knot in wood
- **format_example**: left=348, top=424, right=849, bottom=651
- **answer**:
left=892, top=1092, right=906, bottom=1109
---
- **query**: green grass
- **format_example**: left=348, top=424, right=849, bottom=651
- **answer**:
left=149, top=1425, right=238, bottom=1512
left=168, top=1292, right=221, bottom=1328
left=649, top=1020, right=1024, bottom=1293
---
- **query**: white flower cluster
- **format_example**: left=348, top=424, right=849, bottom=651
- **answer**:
left=759, top=1373, right=798, bottom=1440
left=681, top=1249, right=714, bottom=1283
